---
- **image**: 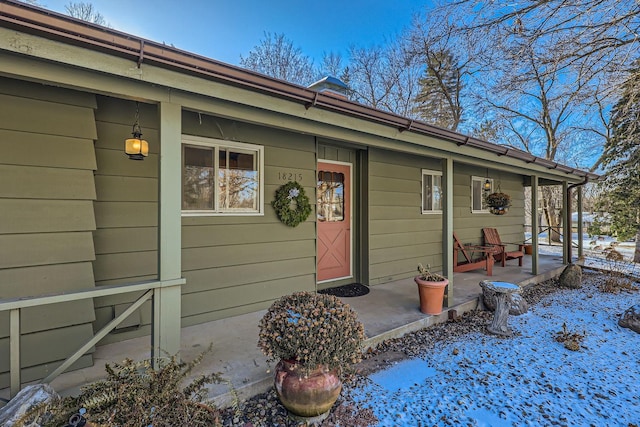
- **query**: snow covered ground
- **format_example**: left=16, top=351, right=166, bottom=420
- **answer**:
left=529, top=232, right=637, bottom=263
left=352, top=277, right=640, bottom=426
left=533, top=234, right=640, bottom=280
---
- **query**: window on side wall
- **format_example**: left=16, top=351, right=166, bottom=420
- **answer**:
left=422, top=170, right=443, bottom=214
left=182, top=136, right=264, bottom=215
left=471, top=176, right=492, bottom=213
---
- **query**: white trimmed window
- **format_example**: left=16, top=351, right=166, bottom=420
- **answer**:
left=182, top=136, right=264, bottom=215
left=471, top=176, right=493, bottom=213
left=422, top=170, right=443, bottom=213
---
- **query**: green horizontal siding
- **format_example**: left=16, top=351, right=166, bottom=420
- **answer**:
left=182, top=222, right=315, bottom=248
left=0, top=129, right=97, bottom=170
left=0, top=199, right=95, bottom=234
left=93, top=228, right=158, bottom=254
left=0, top=93, right=97, bottom=139
left=95, top=175, right=158, bottom=202
left=182, top=257, right=316, bottom=293
left=0, top=165, right=96, bottom=199
left=0, top=77, right=98, bottom=387
left=368, top=148, right=443, bottom=285
left=181, top=274, right=316, bottom=325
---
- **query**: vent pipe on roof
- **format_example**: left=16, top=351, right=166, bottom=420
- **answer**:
left=307, top=76, right=349, bottom=99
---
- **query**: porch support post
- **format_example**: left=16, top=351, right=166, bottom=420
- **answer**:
left=10, top=308, right=20, bottom=398
left=153, top=101, right=182, bottom=364
left=562, top=181, right=570, bottom=264
left=531, top=175, right=539, bottom=275
left=577, top=186, right=584, bottom=259
left=442, top=156, right=454, bottom=306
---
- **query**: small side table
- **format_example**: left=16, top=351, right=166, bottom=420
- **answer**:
left=479, top=281, right=520, bottom=337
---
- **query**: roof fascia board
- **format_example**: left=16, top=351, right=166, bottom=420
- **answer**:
left=0, top=25, right=591, bottom=182
left=0, top=48, right=583, bottom=184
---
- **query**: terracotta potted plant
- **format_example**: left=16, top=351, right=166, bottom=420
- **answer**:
left=414, top=263, right=449, bottom=315
left=258, top=291, right=365, bottom=420
left=485, top=192, right=511, bottom=215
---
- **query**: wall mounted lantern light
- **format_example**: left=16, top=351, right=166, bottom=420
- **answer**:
left=124, top=102, right=149, bottom=160
left=484, top=178, right=492, bottom=192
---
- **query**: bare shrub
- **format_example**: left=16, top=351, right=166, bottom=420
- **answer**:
left=554, top=322, right=586, bottom=352
left=18, top=349, right=224, bottom=427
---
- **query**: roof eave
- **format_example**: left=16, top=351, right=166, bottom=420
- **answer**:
left=0, top=0, right=599, bottom=181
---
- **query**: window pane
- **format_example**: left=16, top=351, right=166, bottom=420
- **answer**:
left=219, top=149, right=226, bottom=168
left=423, top=175, right=433, bottom=211
left=219, top=150, right=258, bottom=210
left=230, top=151, right=254, bottom=170
left=433, top=175, right=442, bottom=210
left=317, top=171, right=344, bottom=222
left=472, top=179, right=483, bottom=211
left=183, top=146, right=215, bottom=210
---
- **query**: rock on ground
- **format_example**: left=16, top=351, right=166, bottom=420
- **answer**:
left=619, top=304, right=640, bottom=333
left=559, top=264, right=582, bottom=289
left=0, top=384, right=58, bottom=427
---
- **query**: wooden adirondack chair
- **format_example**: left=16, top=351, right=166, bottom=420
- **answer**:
left=482, top=228, right=525, bottom=267
left=453, top=232, right=494, bottom=276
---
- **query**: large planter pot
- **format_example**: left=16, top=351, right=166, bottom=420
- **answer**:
left=274, top=359, right=342, bottom=418
left=414, top=276, right=449, bottom=315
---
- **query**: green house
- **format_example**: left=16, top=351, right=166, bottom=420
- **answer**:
left=0, top=0, right=596, bottom=394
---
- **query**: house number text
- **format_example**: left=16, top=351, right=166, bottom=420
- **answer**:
left=278, top=171, right=303, bottom=182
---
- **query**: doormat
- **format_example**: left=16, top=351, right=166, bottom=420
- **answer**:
left=318, top=283, right=370, bottom=298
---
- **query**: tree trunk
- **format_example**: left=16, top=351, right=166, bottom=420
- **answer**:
left=635, top=229, right=640, bottom=263
left=487, top=291, right=513, bottom=336
left=541, top=187, right=562, bottom=243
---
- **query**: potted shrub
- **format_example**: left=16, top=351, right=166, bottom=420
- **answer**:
left=414, top=263, right=449, bottom=315
left=258, top=291, right=365, bottom=419
left=485, top=192, right=511, bottom=215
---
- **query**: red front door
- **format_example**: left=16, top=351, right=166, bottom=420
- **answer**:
left=317, top=161, right=351, bottom=282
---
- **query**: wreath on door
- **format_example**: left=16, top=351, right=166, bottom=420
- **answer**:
left=272, top=181, right=312, bottom=227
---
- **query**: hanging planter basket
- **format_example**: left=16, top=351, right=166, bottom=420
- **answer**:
left=485, top=192, right=511, bottom=215
left=489, top=206, right=509, bottom=215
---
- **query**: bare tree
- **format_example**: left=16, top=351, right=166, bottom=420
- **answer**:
left=240, top=32, right=315, bottom=86
left=65, top=2, right=108, bottom=26
left=432, top=0, right=638, bottom=164
left=346, top=42, right=421, bottom=117
left=472, top=38, right=613, bottom=240
left=318, top=52, right=345, bottom=80
left=443, top=0, right=639, bottom=71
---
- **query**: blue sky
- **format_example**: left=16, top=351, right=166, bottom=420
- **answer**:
left=37, top=0, right=427, bottom=66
